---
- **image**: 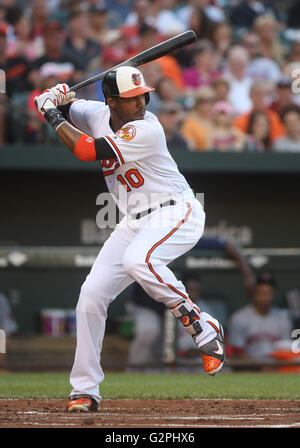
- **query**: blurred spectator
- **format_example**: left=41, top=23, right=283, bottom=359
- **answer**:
left=240, top=30, right=261, bottom=61
left=0, top=23, right=31, bottom=97
left=227, top=272, right=293, bottom=360
left=5, top=6, right=43, bottom=61
left=154, top=76, right=186, bottom=109
left=31, top=0, right=50, bottom=38
left=122, top=0, right=154, bottom=55
left=211, top=77, right=230, bottom=103
left=208, top=101, right=246, bottom=151
left=132, top=22, right=184, bottom=91
left=39, top=0, right=60, bottom=14
left=211, top=21, right=233, bottom=67
left=29, top=20, right=82, bottom=90
left=252, top=14, right=286, bottom=67
left=147, top=0, right=185, bottom=36
left=244, top=110, right=272, bottom=151
left=241, top=31, right=282, bottom=84
left=124, top=0, right=153, bottom=28
left=139, top=62, right=163, bottom=113
left=273, top=106, right=300, bottom=153
left=181, top=86, right=216, bottom=151
left=157, top=102, right=189, bottom=151
left=182, top=39, right=221, bottom=91
left=140, top=61, right=163, bottom=88
left=86, top=36, right=126, bottom=102
left=229, top=0, right=276, bottom=29
left=178, top=0, right=225, bottom=40
left=224, top=45, right=253, bottom=114
left=1, top=0, right=298, bottom=148
left=233, top=81, right=285, bottom=143
left=0, top=4, right=7, bottom=24
left=0, top=292, right=18, bottom=336
left=104, top=0, right=135, bottom=28
left=63, top=10, right=101, bottom=72
left=269, top=77, right=296, bottom=115
left=246, top=57, right=282, bottom=85
left=179, top=1, right=220, bottom=70
left=88, top=5, right=111, bottom=46
left=88, top=29, right=127, bottom=75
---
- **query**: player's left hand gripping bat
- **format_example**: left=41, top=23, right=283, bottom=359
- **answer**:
left=69, top=30, right=197, bottom=92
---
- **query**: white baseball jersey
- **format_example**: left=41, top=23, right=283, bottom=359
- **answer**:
left=228, top=305, right=292, bottom=359
left=69, top=99, right=190, bottom=215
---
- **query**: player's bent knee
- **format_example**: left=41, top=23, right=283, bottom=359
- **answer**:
left=122, top=250, right=147, bottom=277
left=77, top=282, right=110, bottom=315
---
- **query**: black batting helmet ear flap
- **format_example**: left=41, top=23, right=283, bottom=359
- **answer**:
left=102, top=70, right=119, bottom=102
left=102, top=66, right=155, bottom=103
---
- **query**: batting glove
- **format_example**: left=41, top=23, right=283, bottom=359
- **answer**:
left=50, top=83, right=76, bottom=106
left=34, top=89, right=57, bottom=116
left=34, top=89, right=67, bottom=131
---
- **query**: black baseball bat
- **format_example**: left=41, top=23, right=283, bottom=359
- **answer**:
left=70, top=30, right=197, bottom=92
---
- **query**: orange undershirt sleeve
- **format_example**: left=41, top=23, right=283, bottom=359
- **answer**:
left=73, top=133, right=97, bottom=161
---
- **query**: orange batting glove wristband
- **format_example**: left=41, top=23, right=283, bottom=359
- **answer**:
left=74, top=134, right=97, bottom=161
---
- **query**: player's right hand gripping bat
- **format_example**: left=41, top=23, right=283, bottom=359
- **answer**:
left=70, top=30, right=197, bottom=92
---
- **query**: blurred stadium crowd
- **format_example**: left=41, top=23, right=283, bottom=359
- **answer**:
left=1, top=0, right=300, bottom=149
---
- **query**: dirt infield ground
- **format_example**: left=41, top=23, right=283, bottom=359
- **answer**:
left=0, top=398, right=300, bottom=428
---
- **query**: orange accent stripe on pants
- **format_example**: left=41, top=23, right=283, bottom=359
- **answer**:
left=207, top=321, right=220, bottom=334
left=145, top=202, right=192, bottom=302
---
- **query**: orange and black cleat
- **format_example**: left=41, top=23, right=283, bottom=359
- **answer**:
left=199, top=325, right=226, bottom=376
left=67, top=395, right=98, bottom=412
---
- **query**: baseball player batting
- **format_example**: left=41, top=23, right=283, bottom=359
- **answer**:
left=34, top=66, right=225, bottom=412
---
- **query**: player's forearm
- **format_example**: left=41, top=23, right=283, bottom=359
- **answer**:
left=56, top=121, right=84, bottom=151
left=34, top=87, right=116, bottom=162
left=45, top=109, right=116, bottom=162
left=42, top=107, right=96, bottom=161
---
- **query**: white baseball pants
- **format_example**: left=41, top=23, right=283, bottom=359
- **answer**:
left=69, top=188, right=214, bottom=403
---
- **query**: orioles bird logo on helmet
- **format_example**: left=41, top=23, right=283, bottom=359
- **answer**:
left=132, top=73, right=142, bottom=86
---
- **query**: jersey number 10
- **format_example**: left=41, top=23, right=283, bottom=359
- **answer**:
left=117, top=169, right=144, bottom=192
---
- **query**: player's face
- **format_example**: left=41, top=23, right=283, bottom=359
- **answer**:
left=253, top=284, right=274, bottom=313
left=110, top=94, right=147, bottom=122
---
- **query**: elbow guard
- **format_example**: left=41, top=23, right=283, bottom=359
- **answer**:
left=74, top=133, right=97, bottom=161
left=73, top=135, right=117, bottom=161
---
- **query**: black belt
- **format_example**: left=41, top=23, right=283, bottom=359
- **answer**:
left=135, top=199, right=177, bottom=219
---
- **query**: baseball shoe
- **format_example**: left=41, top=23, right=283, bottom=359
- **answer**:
left=67, top=394, right=98, bottom=412
left=198, top=320, right=226, bottom=376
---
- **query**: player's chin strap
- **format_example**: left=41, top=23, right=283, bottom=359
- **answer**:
left=168, top=300, right=203, bottom=337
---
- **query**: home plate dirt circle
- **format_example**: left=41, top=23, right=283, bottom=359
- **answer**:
left=0, top=399, right=300, bottom=428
